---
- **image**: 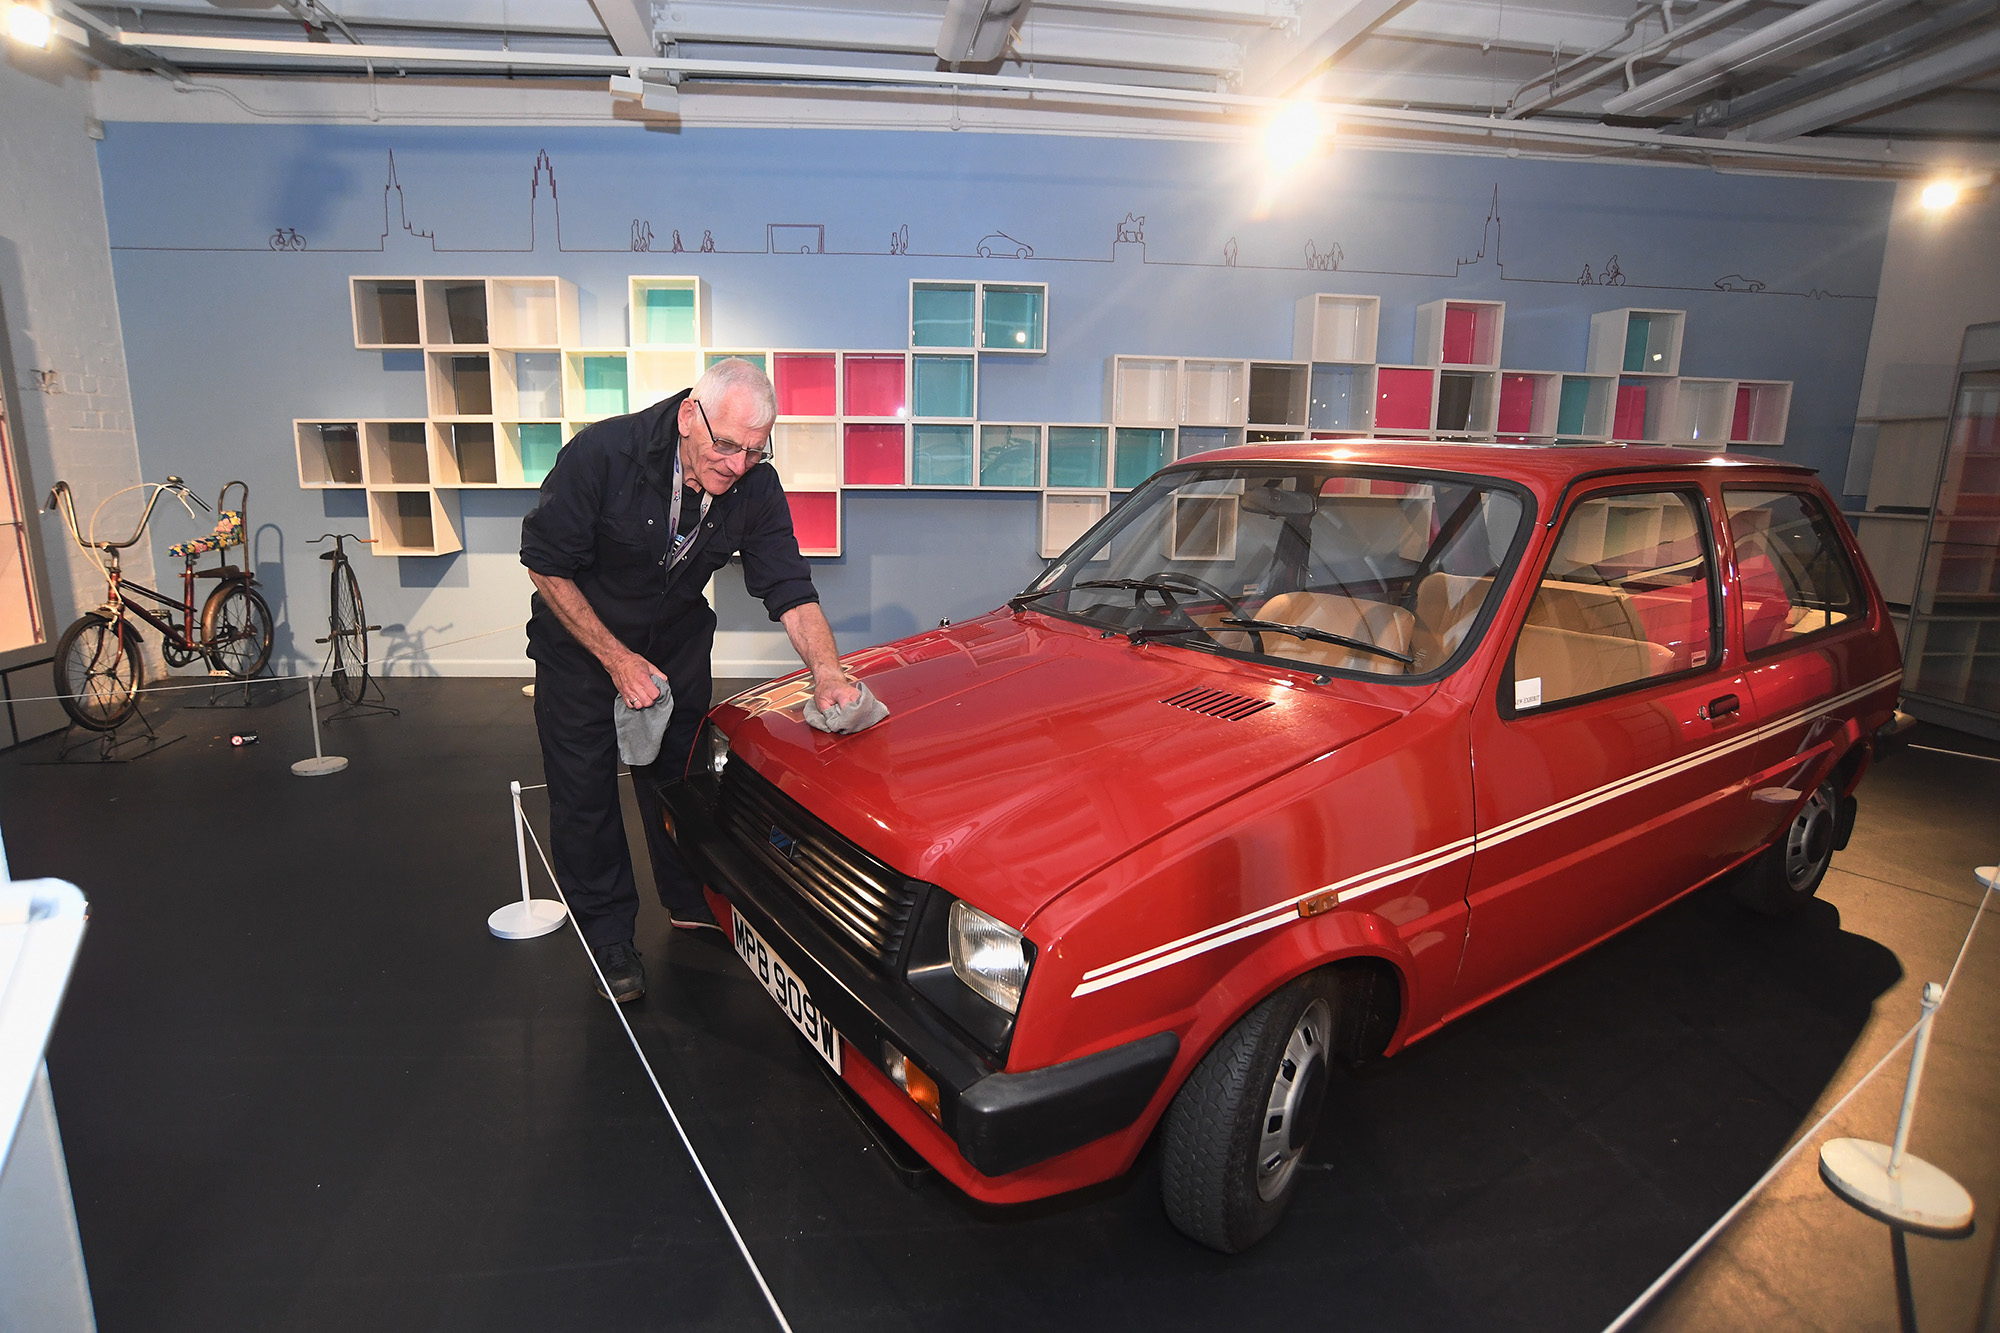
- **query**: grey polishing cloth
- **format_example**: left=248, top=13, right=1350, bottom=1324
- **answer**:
left=613, top=673, right=674, bottom=765
left=803, top=680, right=890, bottom=735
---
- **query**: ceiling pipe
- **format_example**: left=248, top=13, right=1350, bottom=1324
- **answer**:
left=937, top=0, right=1032, bottom=65
left=1688, top=0, right=1999, bottom=131
left=1505, top=0, right=1760, bottom=120
left=104, top=26, right=1948, bottom=173
left=1601, top=0, right=1921, bottom=117
left=1732, top=23, right=2000, bottom=139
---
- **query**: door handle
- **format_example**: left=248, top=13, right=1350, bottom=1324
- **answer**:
left=1698, top=693, right=1741, bottom=721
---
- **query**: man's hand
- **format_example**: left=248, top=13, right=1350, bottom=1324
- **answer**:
left=610, top=651, right=670, bottom=710
left=811, top=670, right=862, bottom=714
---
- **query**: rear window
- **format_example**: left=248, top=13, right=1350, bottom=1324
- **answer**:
left=1722, top=489, right=1863, bottom=653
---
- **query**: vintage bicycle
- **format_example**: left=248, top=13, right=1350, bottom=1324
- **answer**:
left=310, top=532, right=380, bottom=706
left=46, top=476, right=274, bottom=731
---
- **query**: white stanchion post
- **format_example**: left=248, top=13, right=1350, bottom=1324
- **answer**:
left=290, top=673, right=348, bottom=777
left=1819, top=871, right=1979, bottom=1240
left=488, top=780, right=567, bottom=939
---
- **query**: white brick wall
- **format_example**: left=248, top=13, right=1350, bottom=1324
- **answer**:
left=0, top=48, right=153, bottom=637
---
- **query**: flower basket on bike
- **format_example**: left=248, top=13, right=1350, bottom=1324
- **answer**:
left=46, top=477, right=275, bottom=732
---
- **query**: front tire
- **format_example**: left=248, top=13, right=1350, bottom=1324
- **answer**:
left=1732, top=779, right=1838, bottom=917
left=328, top=561, right=368, bottom=705
left=54, top=613, right=143, bottom=731
left=1161, top=973, right=1337, bottom=1253
left=202, top=583, right=274, bottom=679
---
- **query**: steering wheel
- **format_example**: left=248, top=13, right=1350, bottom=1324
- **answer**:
left=1142, top=572, right=1261, bottom=651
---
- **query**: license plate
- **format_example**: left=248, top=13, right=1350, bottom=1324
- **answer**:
left=731, top=909, right=843, bottom=1073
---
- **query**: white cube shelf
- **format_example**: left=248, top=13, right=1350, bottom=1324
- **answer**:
left=418, top=277, right=491, bottom=347
left=629, top=276, right=710, bottom=349
left=487, top=277, right=578, bottom=348
left=1182, top=360, right=1248, bottom=427
left=1040, top=491, right=1110, bottom=559
left=1110, top=357, right=1179, bottom=425
left=296, top=421, right=364, bottom=488
left=366, top=487, right=463, bottom=557
left=350, top=278, right=421, bottom=349
left=1731, top=381, right=1792, bottom=446
left=1293, top=294, right=1380, bottom=364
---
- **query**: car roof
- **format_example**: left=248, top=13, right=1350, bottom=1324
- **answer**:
left=1167, top=439, right=1819, bottom=504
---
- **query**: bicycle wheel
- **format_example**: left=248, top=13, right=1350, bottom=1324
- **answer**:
left=201, top=583, right=274, bottom=678
left=329, top=559, right=368, bottom=705
left=54, top=613, right=143, bottom=731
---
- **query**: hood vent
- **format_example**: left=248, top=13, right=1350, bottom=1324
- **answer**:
left=1161, top=687, right=1274, bottom=721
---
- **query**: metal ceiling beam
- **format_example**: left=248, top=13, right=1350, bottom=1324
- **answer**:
left=103, top=25, right=1959, bottom=174
left=655, top=2, right=1245, bottom=74
left=1038, top=0, right=1297, bottom=21
left=1600, top=0, right=1920, bottom=117
left=587, top=0, right=654, bottom=56
left=1733, top=22, right=2000, bottom=138
left=1239, top=0, right=1409, bottom=95
left=1375, top=0, right=1703, bottom=60
left=1689, top=0, right=1999, bottom=130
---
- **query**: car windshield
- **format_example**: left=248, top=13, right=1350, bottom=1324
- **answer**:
left=1021, top=465, right=1530, bottom=678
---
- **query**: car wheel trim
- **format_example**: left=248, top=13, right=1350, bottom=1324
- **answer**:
left=1255, top=996, right=1331, bottom=1202
left=1784, top=786, right=1835, bottom=890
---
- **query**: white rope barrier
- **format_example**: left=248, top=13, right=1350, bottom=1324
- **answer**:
left=512, top=806, right=795, bottom=1333
left=1601, top=870, right=1998, bottom=1332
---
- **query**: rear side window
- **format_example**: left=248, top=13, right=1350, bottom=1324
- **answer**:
left=1511, top=489, right=1717, bottom=711
left=1722, top=489, right=1862, bottom=654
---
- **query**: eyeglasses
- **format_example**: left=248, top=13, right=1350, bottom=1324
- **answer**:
left=694, top=399, right=770, bottom=466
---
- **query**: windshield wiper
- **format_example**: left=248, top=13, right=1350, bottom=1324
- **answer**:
left=1009, top=576, right=1202, bottom=611
left=1217, top=617, right=1416, bottom=666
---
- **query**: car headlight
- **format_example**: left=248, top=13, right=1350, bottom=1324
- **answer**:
left=948, top=900, right=1031, bottom=1014
left=703, top=723, right=731, bottom=777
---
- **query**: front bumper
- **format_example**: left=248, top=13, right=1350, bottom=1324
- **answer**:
left=659, top=773, right=1177, bottom=1179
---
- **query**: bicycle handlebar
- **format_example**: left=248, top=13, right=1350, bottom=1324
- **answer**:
left=44, top=476, right=211, bottom=552
left=310, top=532, right=376, bottom=544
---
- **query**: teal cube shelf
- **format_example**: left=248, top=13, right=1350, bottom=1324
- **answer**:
left=913, top=424, right=975, bottom=486
left=912, top=355, right=975, bottom=418
left=518, top=423, right=562, bottom=486
left=1114, top=429, right=1169, bottom=489
left=983, top=284, right=1045, bottom=352
left=1048, top=426, right=1108, bottom=488
left=980, top=425, right=1040, bottom=487
left=912, top=283, right=976, bottom=349
left=583, top=357, right=628, bottom=417
left=642, top=287, right=697, bottom=346
left=1557, top=378, right=1593, bottom=436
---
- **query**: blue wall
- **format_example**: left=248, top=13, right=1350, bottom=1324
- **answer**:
left=96, top=125, right=1893, bottom=674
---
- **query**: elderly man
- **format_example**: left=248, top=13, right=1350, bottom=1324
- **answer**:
left=520, top=358, right=859, bottom=1002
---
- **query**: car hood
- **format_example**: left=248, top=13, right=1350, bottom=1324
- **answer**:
left=715, top=611, right=1419, bottom=927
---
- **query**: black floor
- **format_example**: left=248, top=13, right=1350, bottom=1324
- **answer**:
left=5, top=678, right=1996, bottom=1332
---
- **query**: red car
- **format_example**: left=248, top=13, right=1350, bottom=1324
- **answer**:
left=662, top=442, right=1905, bottom=1252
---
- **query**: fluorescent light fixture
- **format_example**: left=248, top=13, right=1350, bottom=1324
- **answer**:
left=7, top=3, right=52, bottom=48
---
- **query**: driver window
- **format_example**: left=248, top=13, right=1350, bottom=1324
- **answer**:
left=1512, top=489, right=1716, bottom=711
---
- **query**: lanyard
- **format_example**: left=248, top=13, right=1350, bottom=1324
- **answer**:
left=665, top=444, right=712, bottom=574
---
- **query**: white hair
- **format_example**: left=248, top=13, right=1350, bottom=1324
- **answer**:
left=692, top=357, right=778, bottom=431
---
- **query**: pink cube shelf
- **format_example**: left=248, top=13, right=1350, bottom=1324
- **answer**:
left=843, top=423, right=906, bottom=485
left=1731, top=391, right=1753, bottom=442
left=845, top=355, right=906, bottom=418
left=774, top=353, right=836, bottom=416
left=1615, top=383, right=1649, bottom=440
left=1443, top=307, right=1478, bottom=366
left=788, top=491, right=840, bottom=554
left=1375, top=368, right=1434, bottom=432
left=1497, top=374, right=1537, bottom=435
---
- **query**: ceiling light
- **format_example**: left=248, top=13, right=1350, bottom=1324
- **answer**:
left=1263, top=100, right=1324, bottom=172
left=1921, top=179, right=1961, bottom=211
left=7, top=3, right=53, bottom=48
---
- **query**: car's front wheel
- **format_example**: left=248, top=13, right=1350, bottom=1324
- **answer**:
left=1732, top=778, right=1838, bottom=916
left=1160, top=973, right=1336, bottom=1253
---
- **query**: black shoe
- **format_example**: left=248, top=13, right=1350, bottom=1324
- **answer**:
left=594, top=940, right=646, bottom=1002
left=668, top=900, right=725, bottom=937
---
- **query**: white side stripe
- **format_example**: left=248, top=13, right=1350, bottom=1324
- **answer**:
left=1068, top=670, right=1901, bottom=999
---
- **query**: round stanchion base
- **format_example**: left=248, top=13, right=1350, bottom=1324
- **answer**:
left=1820, top=1138, right=1975, bottom=1237
left=1977, top=865, right=1997, bottom=891
left=291, top=755, right=349, bottom=777
left=489, top=898, right=568, bottom=940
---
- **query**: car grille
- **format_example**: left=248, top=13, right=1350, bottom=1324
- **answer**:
left=717, top=760, right=922, bottom=968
